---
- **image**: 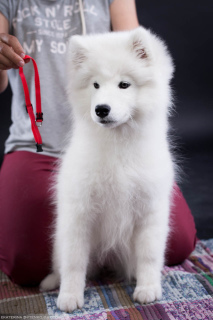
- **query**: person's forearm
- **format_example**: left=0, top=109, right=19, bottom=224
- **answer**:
left=0, top=70, right=8, bottom=93
left=110, top=0, right=139, bottom=31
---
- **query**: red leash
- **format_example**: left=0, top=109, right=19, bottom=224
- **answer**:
left=19, top=55, right=43, bottom=152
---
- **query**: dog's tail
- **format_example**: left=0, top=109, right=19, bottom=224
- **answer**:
left=39, top=272, right=60, bottom=292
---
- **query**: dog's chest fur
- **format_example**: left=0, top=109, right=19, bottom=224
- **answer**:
left=82, top=145, right=153, bottom=265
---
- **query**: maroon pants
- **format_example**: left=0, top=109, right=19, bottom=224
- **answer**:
left=0, top=151, right=197, bottom=286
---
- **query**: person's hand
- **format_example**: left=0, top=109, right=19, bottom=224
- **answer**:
left=0, top=33, right=30, bottom=70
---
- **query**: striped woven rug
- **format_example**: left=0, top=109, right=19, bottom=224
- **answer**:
left=1, top=239, right=213, bottom=319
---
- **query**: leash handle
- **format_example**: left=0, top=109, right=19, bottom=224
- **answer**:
left=19, top=55, right=43, bottom=152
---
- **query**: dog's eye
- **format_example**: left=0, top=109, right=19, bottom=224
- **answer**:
left=94, top=82, right=100, bottom=89
left=118, top=81, right=131, bottom=89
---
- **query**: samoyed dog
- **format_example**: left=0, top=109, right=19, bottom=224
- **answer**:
left=40, top=27, right=175, bottom=313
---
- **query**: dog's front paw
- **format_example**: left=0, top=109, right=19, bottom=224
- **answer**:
left=57, top=291, right=84, bottom=313
left=133, top=283, right=162, bottom=304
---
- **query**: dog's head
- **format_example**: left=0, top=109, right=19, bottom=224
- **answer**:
left=67, top=27, right=174, bottom=129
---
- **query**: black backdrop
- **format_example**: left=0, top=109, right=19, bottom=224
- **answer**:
left=0, top=0, right=213, bottom=239
left=135, top=0, right=213, bottom=239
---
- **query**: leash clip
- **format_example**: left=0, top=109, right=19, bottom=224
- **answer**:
left=36, top=143, right=43, bottom=153
left=36, top=112, right=43, bottom=127
left=26, top=103, right=33, bottom=113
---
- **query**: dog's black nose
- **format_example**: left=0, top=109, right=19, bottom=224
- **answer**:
left=95, top=105, right=111, bottom=118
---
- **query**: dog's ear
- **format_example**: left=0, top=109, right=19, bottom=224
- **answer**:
left=130, top=27, right=149, bottom=60
left=68, top=36, right=88, bottom=68
left=72, top=50, right=87, bottom=68
left=133, top=40, right=148, bottom=59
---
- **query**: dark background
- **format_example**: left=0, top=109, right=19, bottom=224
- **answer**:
left=0, top=0, right=212, bottom=239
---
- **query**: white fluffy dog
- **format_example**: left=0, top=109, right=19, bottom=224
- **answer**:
left=40, top=27, right=175, bottom=313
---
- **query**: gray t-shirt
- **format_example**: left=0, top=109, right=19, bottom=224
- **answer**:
left=0, top=0, right=114, bottom=157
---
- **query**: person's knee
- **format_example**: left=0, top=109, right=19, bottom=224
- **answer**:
left=166, top=221, right=197, bottom=266
left=0, top=152, right=54, bottom=285
left=1, top=248, right=51, bottom=286
left=166, top=184, right=197, bottom=265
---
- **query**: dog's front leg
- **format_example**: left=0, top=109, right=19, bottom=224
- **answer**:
left=133, top=211, right=169, bottom=304
left=56, top=204, right=91, bottom=313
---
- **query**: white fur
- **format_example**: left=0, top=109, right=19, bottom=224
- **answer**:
left=40, top=27, right=175, bottom=313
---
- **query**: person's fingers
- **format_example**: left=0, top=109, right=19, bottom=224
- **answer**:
left=0, top=43, right=25, bottom=67
left=0, top=33, right=25, bottom=57
left=0, top=64, right=19, bottom=70
left=0, top=53, right=19, bottom=69
left=0, top=34, right=25, bottom=68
